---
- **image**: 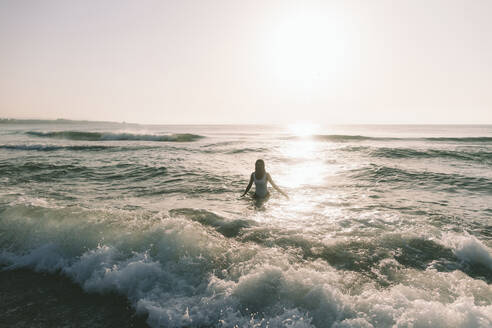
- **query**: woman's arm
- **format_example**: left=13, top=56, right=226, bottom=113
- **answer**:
left=241, top=173, right=254, bottom=197
left=267, top=173, right=289, bottom=198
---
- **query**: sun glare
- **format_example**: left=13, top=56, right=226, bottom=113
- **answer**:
left=288, top=122, right=320, bottom=137
left=266, top=11, right=350, bottom=87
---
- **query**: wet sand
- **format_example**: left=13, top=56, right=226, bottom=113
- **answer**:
left=0, top=269, right=148, bottom=328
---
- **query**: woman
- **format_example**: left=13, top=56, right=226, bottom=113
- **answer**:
left=241, top=159, right=288, bottom=199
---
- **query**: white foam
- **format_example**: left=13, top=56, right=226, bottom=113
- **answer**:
left=2, top=206, right=492, bottom=327
left=0, top=243, right=67, bottom=272
left=395, top=296, right=492, bottom=327
left=441, top=232, right=492, bottom=270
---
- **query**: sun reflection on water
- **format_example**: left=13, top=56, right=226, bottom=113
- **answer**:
left=265, top=135, right=333, bottom=230
left=249, top=123, right=349, bottom=230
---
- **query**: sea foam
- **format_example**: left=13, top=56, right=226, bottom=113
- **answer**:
left=2, top=204, right=492, bottom=327
left=442, top=232, right=492, bottom=270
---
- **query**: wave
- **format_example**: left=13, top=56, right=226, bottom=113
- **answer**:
left=349, top=165, right=492, bottom=194
left=424, top=137, right=492, bottom=143
left=0, top=161, right=168, bottom=183
left=0, top=160, right=237, bottom=197
left=239, top=228, right=462, bottom=280
left=287, top=135, right=492, bottom=143
left=0, top=144, right=153, bottom=152
left=225, top=147, right=269, bottom=154
left=26, top=131, right=204, bottom=142
left=371, top=148, right=492, bottom=161
left=442, top=233, right=492, bottom=270
left=341, top=146, right=492, bottom=162
left=2, top=205, right=492, bottom=327
left=2, top=204, right=492, bottom=327
left=169, top=208, right=254, bottom=238
left=195, top=146, right=268, bottom=155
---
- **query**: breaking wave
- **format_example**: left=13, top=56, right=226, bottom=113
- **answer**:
left=0, top=144, right=160, bottom=152
left=1, top=205, right=492, bottom=327
left=26, top=131, right=204, bottom=142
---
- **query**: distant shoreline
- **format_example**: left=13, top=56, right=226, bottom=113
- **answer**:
left=0, top=118, right=119, bottom=125
left=1, top=118, right=491, bottom=126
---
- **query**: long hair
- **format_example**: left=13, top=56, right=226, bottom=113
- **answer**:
left=255, top=159, right=265, bottom=179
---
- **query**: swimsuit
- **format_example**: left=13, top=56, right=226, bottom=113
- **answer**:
left=253, top=172, right=268, bottom=198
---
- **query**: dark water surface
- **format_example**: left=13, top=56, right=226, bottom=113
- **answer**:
left=0, top=269, right=148, bottom=327
left=1, top=122, right=491, bottom=327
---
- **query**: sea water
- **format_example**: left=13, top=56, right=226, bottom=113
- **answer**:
left=0, top=121, right=491, bottom=327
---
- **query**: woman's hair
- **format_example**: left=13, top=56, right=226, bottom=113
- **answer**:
left=255, top=159, right=265, bottom=178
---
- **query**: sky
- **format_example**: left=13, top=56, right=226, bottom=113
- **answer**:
left=1, top=0, right=491, bottom=124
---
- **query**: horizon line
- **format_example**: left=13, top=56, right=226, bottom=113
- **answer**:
left=1, top=117, right=491, bottom=126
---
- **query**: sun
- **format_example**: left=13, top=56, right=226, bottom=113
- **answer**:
left=265, top=11, right=350, bottom=86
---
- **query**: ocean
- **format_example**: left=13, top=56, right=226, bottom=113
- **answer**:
left=1, top=121, right=491, bottom=327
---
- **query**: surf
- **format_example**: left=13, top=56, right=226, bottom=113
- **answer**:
left=26, top=131, right=204, bottom=142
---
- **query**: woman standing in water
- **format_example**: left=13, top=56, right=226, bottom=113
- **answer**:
left=241, top=159, right=289, bottom=199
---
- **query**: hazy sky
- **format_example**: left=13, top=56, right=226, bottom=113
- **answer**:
left=1, top=0, right=491, bottom=124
